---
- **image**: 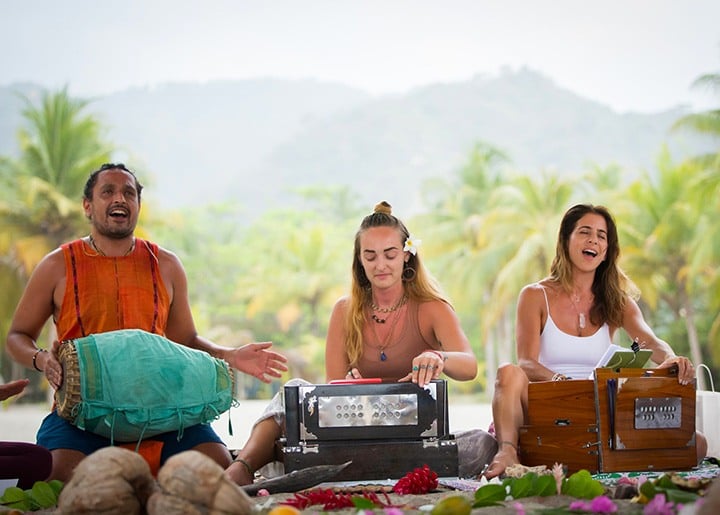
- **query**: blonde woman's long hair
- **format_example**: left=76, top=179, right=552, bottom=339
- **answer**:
left=345, top=201, right=450, bottom=366
left=548, top=203, right=639, bottom=328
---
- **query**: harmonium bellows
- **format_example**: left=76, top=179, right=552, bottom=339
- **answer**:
left=282, top=380, right=459, bottom=480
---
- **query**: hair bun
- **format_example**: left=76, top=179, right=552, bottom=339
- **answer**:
left=374, top=201, right=392, bottom=215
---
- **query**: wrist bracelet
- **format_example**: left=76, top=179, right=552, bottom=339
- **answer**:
left=551, top=372, right=568, bottom=381
left=32, top=349, right=47, bottom=372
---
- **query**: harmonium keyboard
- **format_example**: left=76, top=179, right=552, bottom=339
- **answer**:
left=282, top=379, right=459, bottom=480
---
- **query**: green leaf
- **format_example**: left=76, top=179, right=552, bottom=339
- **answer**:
left=662, top=489, right=701, bottom=505
left=472, top=483, right=507, bottom=507
left=48, top=479, right=64, bottom=497
left=0, top=486, right=31, bottom=510
left=351, top=496, right=377, bottom=509
left=507, top=473, right=535, bottom=499
left=30, top=481, right=59, bottom=508
left=0, top=486, right=25, bottom=503
left=639, top=480, right=658, bottom=499
left=533, top=474, right=559, bottom=497
left=561, top=469, right=605, bottom=499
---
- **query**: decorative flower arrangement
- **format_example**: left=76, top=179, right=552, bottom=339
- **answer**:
left=403, top=235, right=421, bottom=255
left=278, top=465, right=437, bottom=511
left=392, top=464, right=438, bottom=495
left=271, top=465, right=714, bottom=514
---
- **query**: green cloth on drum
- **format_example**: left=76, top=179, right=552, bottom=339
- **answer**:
left=70, top=329, right=234, bottom=442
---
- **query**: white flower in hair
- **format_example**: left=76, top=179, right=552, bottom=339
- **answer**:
left=404, top=235, right=422, bottom=255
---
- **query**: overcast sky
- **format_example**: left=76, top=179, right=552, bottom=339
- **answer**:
left=2, top=0, right=718, bottom=113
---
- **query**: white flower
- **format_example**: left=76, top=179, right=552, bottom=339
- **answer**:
left=404, top=235, right=422, bottom=255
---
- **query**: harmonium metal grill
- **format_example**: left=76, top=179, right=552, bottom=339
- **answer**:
left=282, top=379, right=458, bottom=480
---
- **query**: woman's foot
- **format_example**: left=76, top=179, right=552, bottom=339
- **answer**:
left=483, top=447, right=519, bottom=480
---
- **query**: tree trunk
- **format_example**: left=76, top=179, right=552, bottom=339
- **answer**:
left=679, top=287, right=706, bottom=389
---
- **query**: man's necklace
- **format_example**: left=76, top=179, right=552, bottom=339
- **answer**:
left=369, top=307, right=403, bottom=361
left=370, top=294, right=407, bottom=323
left=88, top=235, right=136, bottom=257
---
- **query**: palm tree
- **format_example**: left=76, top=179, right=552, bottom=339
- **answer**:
left=415, top=142, right=583, bottom=395
left=672, top=71, right=720, bottom=169
left=672, top=70, right=720, bottom=362
left=617, top=147, right=708, bottom=371
left=0, top=88, right=114, bottom=381
left=231, top=208, right=350, bottom=382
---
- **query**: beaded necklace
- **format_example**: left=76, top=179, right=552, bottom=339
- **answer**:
left=370, top=294, right=407, bottom=323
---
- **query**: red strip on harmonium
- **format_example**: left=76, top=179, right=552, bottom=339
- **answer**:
left=519, top=367, right=697, bottom=473
left=282, top=379, right=458, bottom=480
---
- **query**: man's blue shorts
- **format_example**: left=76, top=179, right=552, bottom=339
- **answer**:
left=36, top=410, right=226, bottom=465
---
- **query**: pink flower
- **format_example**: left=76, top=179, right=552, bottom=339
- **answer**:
left=617, top=476, right=637, bottom=486
left=643, top=494, right=677, bottom=515
left=512, top=501, right=526, bottom=515
left=569, top=500, right=590, bottom=511
left=568, top=496, right=617, bottom=514
left=589, top=496, right=617, bottom=513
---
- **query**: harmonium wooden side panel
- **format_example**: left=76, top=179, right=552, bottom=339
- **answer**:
left=519, top=368, right=697, bottom=474
left=282, top=380, right=459, bottom=480
left=519, top=379, right=601, bottom=472
left=594, top=368, right=696, bottom=472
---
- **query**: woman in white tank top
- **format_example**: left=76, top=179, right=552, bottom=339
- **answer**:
left=483, top=203, right=704, bottom=479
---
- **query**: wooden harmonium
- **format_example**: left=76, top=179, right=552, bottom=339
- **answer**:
left=282, top=379, right=458, bottom=480
left=519, top=367, right=697, bottom=473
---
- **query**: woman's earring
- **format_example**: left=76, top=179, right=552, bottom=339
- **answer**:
left=402, top=263, right=416, bottom=282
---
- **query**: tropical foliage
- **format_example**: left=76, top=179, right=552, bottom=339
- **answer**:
left=1, top=74, right=718, bottom=399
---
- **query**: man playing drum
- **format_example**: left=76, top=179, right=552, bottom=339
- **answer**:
left=6, top=163, right=289, bottom=482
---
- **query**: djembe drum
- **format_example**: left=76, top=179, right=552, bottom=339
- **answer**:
left=55, top=329, right=234, bottom=442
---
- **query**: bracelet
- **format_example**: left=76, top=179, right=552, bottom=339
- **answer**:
left=32, top=349, right=47, bottom=372
left=426, top=350, right=447, bottom=362
left=551, top=372, right=568, bottom=381
left=233, top=456, right=253, bottom=476
left=499, top=440, right=518, bottom=452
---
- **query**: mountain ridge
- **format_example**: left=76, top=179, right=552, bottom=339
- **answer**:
left=0, top=68, right=710, bottom=216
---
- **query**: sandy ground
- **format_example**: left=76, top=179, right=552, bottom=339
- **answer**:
left=0, top=399, right=493, bottom=448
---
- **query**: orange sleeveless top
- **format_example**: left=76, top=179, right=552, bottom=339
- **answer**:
left=56, top=238, right=170, bottom=341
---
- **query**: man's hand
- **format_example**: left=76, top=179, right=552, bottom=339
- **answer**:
left=226, top=342, right=289, bottom=383
left=0, top=378, right=30, bottom=401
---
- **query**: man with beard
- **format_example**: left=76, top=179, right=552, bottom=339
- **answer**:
left=6, top=163, right=288, bottom=482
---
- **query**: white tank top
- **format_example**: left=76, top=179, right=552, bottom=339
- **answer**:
left=537, top=285, right=611, bottom=379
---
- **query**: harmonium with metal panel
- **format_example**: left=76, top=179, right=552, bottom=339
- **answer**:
left=281, top=379, right=458, bottom=480
left=519, top=367, right=697, bottom=473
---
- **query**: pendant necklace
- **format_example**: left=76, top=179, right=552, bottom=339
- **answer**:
left=370, top=294, right=407, bottom=323
left=569, top=292, right=587, bottom=336
left=369, top=306, right=403, bottom=361
left=88, top=235, right=136, bottom=257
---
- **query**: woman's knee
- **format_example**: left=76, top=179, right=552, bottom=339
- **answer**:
left=494, top=363, right=527, bottom=390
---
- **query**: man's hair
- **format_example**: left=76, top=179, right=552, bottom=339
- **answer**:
left=83, top=163, right=144, bottom=201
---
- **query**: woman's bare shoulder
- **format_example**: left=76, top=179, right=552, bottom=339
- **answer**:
left=521, top=280, right=549, bottom=296
left=519, top=280, right=560, bottom=306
